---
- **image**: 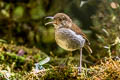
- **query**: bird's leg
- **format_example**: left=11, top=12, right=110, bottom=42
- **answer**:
left=78, top=48, right=82, bottom=73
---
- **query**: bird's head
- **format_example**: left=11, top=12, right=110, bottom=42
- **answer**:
left=45, top=13, right=72, bottom=29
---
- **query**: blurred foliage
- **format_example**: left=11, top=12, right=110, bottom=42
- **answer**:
left=0, top=0, right=101, bottom=57
left=0, top=0, right=74, bottom=56
left=91, top=0, right=120, bottom=59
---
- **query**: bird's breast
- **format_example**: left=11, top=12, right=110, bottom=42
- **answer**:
left=55, top=28, right=85, bottom=51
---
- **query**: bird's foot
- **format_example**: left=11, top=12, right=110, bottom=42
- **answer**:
left=78, top=67, right=81, bottom=72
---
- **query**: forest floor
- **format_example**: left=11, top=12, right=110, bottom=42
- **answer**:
left=0, top=43, right=120, bottom=80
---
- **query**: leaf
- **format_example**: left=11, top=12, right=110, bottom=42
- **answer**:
left=38, top=57, right=50, bottom=65
left=30, top=5, right=45, bottom=20
left=0, top=39, right=7, bottom=43
left=13, top=6, right=24, bottom=20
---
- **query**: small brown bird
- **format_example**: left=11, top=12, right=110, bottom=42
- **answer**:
left=45, top=13, right=92, bottom=73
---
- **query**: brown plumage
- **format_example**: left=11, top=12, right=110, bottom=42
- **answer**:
left=52, top=13, right=92, bottom=53
left=45, top=13, right=92, bottom=73
left=70, top=23, right=92, bottom=53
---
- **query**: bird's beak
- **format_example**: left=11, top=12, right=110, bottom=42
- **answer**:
left=45, top=16, right=54, bottom=20
left=45, top=16, right=54, bottom=25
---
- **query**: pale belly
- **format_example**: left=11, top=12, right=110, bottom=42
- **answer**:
left=55, top=28, right=85, bottom=51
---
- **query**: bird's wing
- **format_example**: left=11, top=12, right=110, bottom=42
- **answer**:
left=70, top=23, right=92, bottom=53
left=70, top=23, right=90, bottom=45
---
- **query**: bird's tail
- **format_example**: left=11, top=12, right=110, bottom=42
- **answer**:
left=84, top=45, right=92, bottom=53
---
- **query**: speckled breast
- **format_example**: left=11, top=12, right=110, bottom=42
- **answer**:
left=55, top=28, right=85, bottom=51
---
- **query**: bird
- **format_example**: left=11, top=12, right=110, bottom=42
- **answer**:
left=45, top=13, right=92, bottom=73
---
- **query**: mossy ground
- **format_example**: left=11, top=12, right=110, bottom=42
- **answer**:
left=0, top=43, right=120, bottom=80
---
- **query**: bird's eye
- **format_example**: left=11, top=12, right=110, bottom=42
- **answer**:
left=58, top=18, right=62, bottom=21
